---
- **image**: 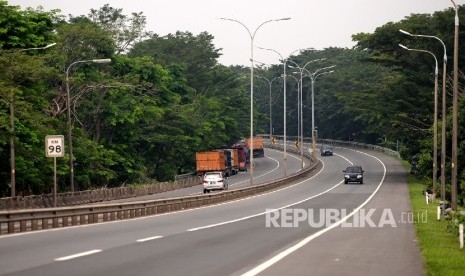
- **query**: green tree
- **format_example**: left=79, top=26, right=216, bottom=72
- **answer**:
left=0, top=2, right=58, bottom=196
left=129, top=31, right=221, bottom=93
left=88, top=4, right=151, bottom=54
left=352, top=6, right=465, bottom=205
left=0, top=51, right=59, bottom=195
left=0, top=0, right=58, bottom=49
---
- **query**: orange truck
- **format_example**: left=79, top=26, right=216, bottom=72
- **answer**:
left=245, top=136, right=265, bottom=157
left=196, top=151, right=233, bottom=176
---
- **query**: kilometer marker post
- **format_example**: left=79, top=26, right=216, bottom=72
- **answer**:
left=45, top=135, right=65, bottom=207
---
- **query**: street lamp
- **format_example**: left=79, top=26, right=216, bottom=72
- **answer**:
left=399, top=43, right=439, bottom=195
left=450, top=0, right=459, bottom=210
left=399, top=29, right=447, bottom=201
left=288, top=58, right=327, bottom=168
left=66, top=58, right=112, bottom=192
left=220, top=17, right=290, bottom=186
left=286, top=73, right=301, bottom=156
left=9, top=42, right=57, bottom=197
left=257, top=76, right=279, bottom=139
left=302, top=65, right=336, bottom=158
left=258, top=47, right=303, bottom=177
left=19, top=43, right=57, bottom=51
left=291, top=68, right=304, bottom=168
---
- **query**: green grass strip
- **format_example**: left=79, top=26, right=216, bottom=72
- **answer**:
left=407, top=166, right=465, bottom=275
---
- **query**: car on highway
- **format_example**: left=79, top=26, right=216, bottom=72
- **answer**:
left=203, top=171, right=228, bottom=193
left=343, top=165, right=364, bottom=184
left=320, top=145, right=333, bottom=156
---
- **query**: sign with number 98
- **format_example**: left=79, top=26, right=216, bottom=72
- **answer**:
left=45, top=135, right=65, bottom=157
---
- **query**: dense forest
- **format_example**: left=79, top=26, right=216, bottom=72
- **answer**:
left=0, top=1, right=464, bottom=205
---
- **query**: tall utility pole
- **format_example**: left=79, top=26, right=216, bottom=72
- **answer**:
left=288, top=58, right=326, bottom=168
left=257, top=76, right=278, bottom=139
left=399, top=29, right=448, bottom=200
left=451, top=0, right=459, bottom=210
left=258, top=47, right=303, bottom=177
left=286, top=74, right=301, bottom=158
left=66, top=58, right=111, bottom=192
left=399, top=44, right=439, bottom=194
left=303, top=66, right=336, bottom=159
left=220, top=17, right=290, bottom=186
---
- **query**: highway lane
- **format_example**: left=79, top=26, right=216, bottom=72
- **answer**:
left=95, top=147, right=308, bottom=203
left=0, top=146, right=407, bottom=276
left=257, top=148, right=423, bottom=276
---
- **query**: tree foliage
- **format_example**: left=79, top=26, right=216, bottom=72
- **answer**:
left=88, top=4, right=151, bottom=54
left=1, top=2, right=464, bottom=207
left=0, top=3, right=249, bottom=195
left=128, top=31, right=221, bottom=93
left=0, top=0, right=58, bottom=49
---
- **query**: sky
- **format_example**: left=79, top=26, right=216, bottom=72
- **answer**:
left=7, top=0, right=455, bottom=66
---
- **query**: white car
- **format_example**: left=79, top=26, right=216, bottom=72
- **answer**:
left=203, top=171, right=228, bottom=193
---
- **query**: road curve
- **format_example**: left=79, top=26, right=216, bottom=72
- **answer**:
left=0, top=146, right=422, bottom=276
left=88, top=147, right=309, bottom=203
left=242, top=147, right=423, bottom=276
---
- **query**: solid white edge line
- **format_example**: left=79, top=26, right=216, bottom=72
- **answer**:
left=0, top=150, right=303, bottom=238
left=240, top=150, right=387, bottom=276
left=136, top=236, right=163, bottom=242
left=54, top=249, right=102, bottom=261
left=1, top=147, right=311, bottom=238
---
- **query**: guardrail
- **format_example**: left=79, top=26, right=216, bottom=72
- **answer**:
left=0, top=175, right=202, bottom=210
left=262, top=135, right=401, bottom=159
left=0, top=139, right=400, bottom=236
left=318, top=138, right=401, bottom=159
left=0, top=146, right=316, bottom=235
left=1, top=137, right=398, bottom=211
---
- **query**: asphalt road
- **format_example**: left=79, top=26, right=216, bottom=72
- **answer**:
left=244, top=148, right=423, bottom=276
left=0, top=145, right=422, bottom=276
left=95, top=147, right=309, bottom=203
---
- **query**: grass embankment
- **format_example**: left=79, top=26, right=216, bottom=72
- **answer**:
left=406, top=164, right=465, bottom=275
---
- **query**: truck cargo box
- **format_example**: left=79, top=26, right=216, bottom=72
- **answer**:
left=196, top=151, right=226, bottom=175
left=245, top=136, right=265, bottom=157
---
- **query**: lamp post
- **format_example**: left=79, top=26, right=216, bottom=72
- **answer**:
left=288, top=58, right=327, bottom=168
left=8, top=42, right=57, bottom=197
left=285, top=73, right=300, bottom=134
left=258, top=47, right=302, bottom=177
left=289, top=75, right=304, bottom=162
left=303, top=65, right=336, bottom=158
left=220, top=17, right=290, bottom=186
left=450, top=0, right=459, bottom=210
left=399, top=44, right=439, bottom=195
left=399, top=29, right=447, bottom=201
left=288, top=67, right=302, bottom=167
left=257, top=76, right=279, bottom=139
left=66, top=58, right=112, bottom=192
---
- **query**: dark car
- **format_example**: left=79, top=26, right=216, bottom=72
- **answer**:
left=320, top=145, right=333, bottom=156
left=343, top=166, right=364, bottom=184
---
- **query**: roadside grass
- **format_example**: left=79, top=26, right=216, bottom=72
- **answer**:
left=405, top=162, right=465, bottom=275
